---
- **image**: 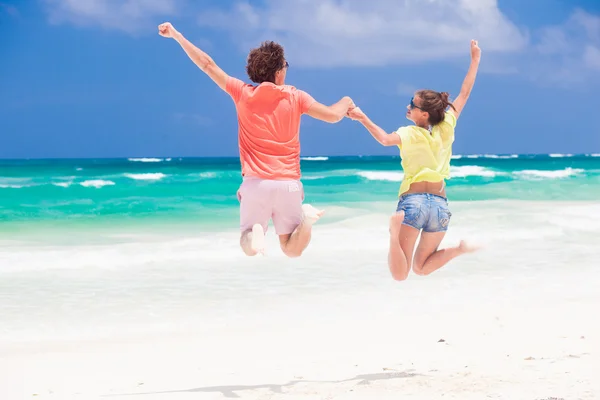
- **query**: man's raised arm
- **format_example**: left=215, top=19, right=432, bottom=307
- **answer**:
left=158, top=22, right=229, bottom=91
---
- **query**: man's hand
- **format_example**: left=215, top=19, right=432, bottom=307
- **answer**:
left=470, top=39, right=481, bottom=62
left=343, top=96, right=355, bottom=110
left=158, top=22, right=179, bottom=39
left=157, top=22, right=228, bottom=91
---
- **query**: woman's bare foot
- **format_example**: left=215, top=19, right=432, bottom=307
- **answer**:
left=389, top=211, right=405, bottom=235
left=458, top=240, right=481, bottom=254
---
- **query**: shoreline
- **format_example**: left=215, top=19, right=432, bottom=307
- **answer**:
left=1, top=198, right=598, bottom=237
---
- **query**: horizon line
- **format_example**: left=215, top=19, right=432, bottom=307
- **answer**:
left=0, top=153, right=598, bottom=161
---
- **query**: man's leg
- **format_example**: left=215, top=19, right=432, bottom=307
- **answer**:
left=272, top=180, right=323, bottom=258
left=278, top=204, right=324, bottom=258
left=238, top=178, right=271, bottom=256
left=240, top=224, right=266, bottom=256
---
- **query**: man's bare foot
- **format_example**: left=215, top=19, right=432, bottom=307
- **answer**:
left=302, top=204, right=325, bottom=226
left=458, top=240, right=481, bottom=254
left=389, top=211, right=405, bottom=235
left=251, top=223, right=265, bottom=255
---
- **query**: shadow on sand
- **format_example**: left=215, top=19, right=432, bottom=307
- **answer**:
left=104, top=370, right=421, bottom=398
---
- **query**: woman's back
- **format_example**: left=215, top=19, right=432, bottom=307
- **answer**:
left=395, top=111, right=457, bottom=196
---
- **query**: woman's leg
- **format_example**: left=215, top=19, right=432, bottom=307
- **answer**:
left=388, top=212, right=421, bottom=281
left=411, top=196, right=479, bottom=275
left=412, top=232, right=478, bottom=275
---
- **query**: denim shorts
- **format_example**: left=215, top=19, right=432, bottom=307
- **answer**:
left=395, top=193, right=452, bottom=232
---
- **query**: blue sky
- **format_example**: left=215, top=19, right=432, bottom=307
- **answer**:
left=1, top=0, right=600, bottom=158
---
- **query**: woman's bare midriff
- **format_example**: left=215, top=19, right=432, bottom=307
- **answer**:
left=404, top=181, right=446, bottom=198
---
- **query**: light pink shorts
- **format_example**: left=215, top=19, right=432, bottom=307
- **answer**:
left=237, top=177, right=304, bottom=235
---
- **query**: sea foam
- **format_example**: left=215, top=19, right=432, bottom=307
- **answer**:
left=513, top=167, right=584, bottom=179
left=80, top=180, right=115, bottom=188
left=124, top=173, right=167, bottom=181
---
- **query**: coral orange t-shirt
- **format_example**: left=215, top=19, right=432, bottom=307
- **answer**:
left=225, top=76, right=316, bottom=181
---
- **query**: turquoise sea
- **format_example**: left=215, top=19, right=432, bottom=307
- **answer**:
left=1, top=153, right=599, bottom=235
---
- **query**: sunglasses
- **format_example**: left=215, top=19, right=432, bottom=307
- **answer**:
left=409, top=97, right=424, bottom=110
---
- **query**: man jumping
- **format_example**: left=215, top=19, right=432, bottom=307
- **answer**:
left=158, top=22, right=354, bottom=258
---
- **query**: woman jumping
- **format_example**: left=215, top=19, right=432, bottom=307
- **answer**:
left=347, top=40, right=482, bottom=281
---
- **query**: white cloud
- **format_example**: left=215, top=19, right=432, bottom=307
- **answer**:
left=40, top=0, right=600, bottom=87
left=583, top=45, right=600, bottom=70
left=529, top=9, right=600, bottom=85
left=194, top=2, right=600, bottom=87
left=197, top=0, right=529, bottom=68
left=43, top=0, right=178, bottom=33
left=535, top=27, right=569, bottom=56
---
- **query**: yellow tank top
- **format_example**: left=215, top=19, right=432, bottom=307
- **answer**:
left=394, top=111, right=456, bottom=196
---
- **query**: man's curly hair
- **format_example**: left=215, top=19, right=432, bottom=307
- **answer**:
left=246, top=41, right=286, bottom=84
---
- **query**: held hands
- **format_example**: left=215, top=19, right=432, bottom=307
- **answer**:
left=346, top=106, right=366, bottom=121
left=158, top=22, right=179, bottom=39
left=343, top=96, right=355, bottom=111
left=343, top=96, right=366, bottom=121
left=341, top=96, right=365, bottom=121
left=470, top=39, right=481, bottom=61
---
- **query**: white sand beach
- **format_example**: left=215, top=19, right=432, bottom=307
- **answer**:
left=1, top=200, right=599, bottom=399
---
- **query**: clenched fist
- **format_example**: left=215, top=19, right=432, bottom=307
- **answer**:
left=158, top=22, right=179, bottom=39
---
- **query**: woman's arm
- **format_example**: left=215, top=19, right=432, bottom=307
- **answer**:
left=449, top=39, right=481, bottom=120
left=347, top=107, right=401, bottom=147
